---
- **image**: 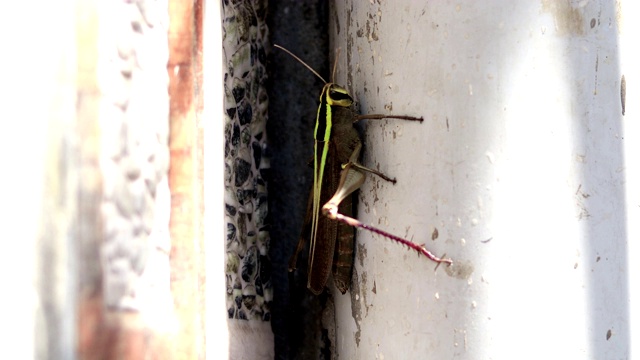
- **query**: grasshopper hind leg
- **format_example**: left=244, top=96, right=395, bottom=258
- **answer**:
left=322, top=158, right=453, bottom=266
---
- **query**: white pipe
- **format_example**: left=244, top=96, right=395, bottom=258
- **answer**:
left=331, top=1, right=633, bottom=358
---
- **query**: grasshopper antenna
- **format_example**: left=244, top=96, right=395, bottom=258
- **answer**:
left=331, top=48, right=340, bottom=83
left=274, top=44, right=327, bottom=84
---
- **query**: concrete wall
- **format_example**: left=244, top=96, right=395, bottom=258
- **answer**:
left=221, top=0, right=274, bottom=358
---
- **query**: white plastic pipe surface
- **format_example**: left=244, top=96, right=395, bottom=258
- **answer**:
left=330, top=1, right=636, bottom=359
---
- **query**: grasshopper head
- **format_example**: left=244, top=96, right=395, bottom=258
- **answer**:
left=325, top=83, right=353, bottom=108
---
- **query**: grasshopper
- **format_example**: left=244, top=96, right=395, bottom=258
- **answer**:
left=276, top=45, right=452, bottom=295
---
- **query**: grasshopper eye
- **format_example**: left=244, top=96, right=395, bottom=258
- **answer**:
left=327, top=85, right=353, bottom=107
left=329, top=90, right=353, bottom=102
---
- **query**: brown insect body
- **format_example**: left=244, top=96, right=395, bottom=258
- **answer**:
left=291, top=98, right=360, bottom=295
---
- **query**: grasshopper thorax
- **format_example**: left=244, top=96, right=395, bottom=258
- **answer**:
left=323, top=83, right=353, bottom=108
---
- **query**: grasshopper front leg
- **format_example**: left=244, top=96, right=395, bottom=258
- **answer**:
left=322, top=144, right=453, bottom=266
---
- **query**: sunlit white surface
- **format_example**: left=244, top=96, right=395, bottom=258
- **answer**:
left=0, top=1, right=78, bottom=358
left=205, top=2, right=230, bottom=359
